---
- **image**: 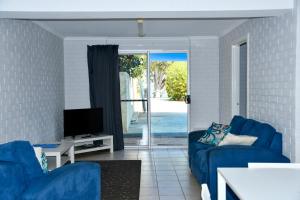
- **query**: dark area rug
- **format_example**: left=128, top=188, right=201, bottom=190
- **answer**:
left=95, top=160, right=141, bottom=200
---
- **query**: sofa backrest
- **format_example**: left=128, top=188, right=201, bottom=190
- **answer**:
left=230, top=116, right=282, bottom=152
left=229, top=115, right=248, bottom=134
left=0, top=141, right=43, bottom=183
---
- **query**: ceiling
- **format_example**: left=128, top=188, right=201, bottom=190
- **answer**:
left=37, top=19, right=246, bottom=38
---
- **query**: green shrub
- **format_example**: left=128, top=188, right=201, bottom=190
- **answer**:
left=166, top=62, right=187, bottom=101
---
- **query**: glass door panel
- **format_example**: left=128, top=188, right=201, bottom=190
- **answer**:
left=119, top=54, right=148, bottom=147
left=149, top=53, right=188, bottom=146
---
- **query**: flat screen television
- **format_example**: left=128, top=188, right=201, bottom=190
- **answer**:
left=64, top=108, right=103, bottom=137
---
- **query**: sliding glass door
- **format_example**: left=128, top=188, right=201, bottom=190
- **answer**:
left=149, top=53, right=188, bottom=146
left=119, top=53, right=149, bottom=147
left=119, top=52, right=189, bottom=148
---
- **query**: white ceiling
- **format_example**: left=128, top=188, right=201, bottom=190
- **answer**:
left=37, top=19, right=246, bottom=38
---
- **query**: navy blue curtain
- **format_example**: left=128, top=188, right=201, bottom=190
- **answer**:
left=87, top=45, right=124, bottom=151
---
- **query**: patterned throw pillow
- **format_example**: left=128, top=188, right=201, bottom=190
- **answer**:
left=198, top=122, right=231, bottom=145
left=40, top=152, right=48, bottom=173
left=33, top=146, right=48, bottom=173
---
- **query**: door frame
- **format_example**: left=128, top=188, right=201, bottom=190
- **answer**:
left=119, top=50, right=190, bottom=149
left=231, top=34, right=250, bottom=118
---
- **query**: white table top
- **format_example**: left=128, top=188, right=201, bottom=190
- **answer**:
left=218, top=168, right=300, bottom=200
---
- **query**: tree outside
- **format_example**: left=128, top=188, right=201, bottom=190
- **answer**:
left=150, top=61, right=171, bottom=98
left=119, top=54, right=146, bottom=79
left=165, top=62, right=187, bottom=101
left=119, top=55, right=187, bottom=101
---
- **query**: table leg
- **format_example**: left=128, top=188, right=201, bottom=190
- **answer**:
left=56, top=154, right=61, bottom=168
left=69, top=145, right=75, bottom=163
left=218, top=171, right=226, bottom=200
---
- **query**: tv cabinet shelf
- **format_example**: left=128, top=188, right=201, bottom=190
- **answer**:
left=64, top=134, right=113, bottom=154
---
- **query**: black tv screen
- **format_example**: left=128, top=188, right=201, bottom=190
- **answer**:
left=64, top=108, right=103, bottom=137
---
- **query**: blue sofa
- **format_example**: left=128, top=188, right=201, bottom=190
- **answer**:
left=188, top=116, right=290, bottom=200
left=0, top=141, right=101, bottom=200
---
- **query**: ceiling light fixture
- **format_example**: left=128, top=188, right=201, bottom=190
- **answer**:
left=137, top=19, right=145, bottom=37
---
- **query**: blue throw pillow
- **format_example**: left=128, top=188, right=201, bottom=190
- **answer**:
left=198, top=122, right=231, bottom=145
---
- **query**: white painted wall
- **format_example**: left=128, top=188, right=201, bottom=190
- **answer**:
left=0, top=0, right=293, bottom=19
left=190, top=37, right=219, bottom=130
left=64, top=37, right=219, bottom=131
left=219, top=11, right=297, bottom=160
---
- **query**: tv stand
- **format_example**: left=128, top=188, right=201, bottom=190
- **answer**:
left=64, top=134, right=113, bottom=154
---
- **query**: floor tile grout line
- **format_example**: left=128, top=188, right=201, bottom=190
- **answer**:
left=152, top=149, right=161, bottom=200
left=174, top=149, right=188, bottom=200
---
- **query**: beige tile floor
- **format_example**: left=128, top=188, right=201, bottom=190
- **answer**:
left=76, top=148, right=202, bottom=200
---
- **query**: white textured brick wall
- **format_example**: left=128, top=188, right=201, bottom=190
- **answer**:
left=64, top=37, right=219, bottom=131
left=0, top=19, right=64, bottom=144
left=295, top=0, right=300, bottom=162
left=219, top=12, right=296, bottom=160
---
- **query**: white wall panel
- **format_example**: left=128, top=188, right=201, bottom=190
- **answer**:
left=190, top=37, right=219, bottom=130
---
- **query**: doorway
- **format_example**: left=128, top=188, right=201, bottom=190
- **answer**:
left=232, top=35, right=249, bottom=118
left=119, top=51, right=189, bottom=148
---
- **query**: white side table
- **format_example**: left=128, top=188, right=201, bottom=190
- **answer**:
left=43, top=141, right=74, bottom=170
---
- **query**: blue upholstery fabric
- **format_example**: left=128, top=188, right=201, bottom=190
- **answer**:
left=270, top=133, right=283, bottom=154
left=188, top=130, right=213, bottom=166
left=0, top=141, right=101, bottom=200
left=0, top=141, right=43, bottom=183
left=229, top=115, right=247, bottom=134
left=0, top=161, right=27, bottom=200
left=239, top=120, right=276, bottom=148
left=188, top=117, right=290, bottom=200
left=22, top=162, right=100, bottom=200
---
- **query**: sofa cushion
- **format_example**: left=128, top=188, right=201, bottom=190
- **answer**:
left=218, top=133, right=257, bottom=146
left=0, top=141, right=43, bottom=183
left=229, top=115, right=247, bottom=134
left=189, top=141, right=213, bottom=159
left=240, top=120, right=276, bottom=148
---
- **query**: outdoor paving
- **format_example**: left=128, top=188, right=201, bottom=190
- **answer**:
left=124, top=99, right=188, bottom=146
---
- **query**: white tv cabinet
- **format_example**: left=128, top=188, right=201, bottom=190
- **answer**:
left=64, top=134, right=113, bottom=154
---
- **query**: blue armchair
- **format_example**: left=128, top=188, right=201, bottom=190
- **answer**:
left=0, top=141, right=100, bottom=200
left=188, top=116, right=290, bottom=200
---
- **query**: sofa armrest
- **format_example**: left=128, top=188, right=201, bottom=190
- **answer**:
left=0, top=161, right=27, bottom=200
left=207, top=146, right=290, bottom=200
left=189, top=130, right=206, bottom=143
left=22, top=162, right=100, bottom=200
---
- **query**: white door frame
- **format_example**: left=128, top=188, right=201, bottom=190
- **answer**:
left=231, top=34, right=250, bottom=118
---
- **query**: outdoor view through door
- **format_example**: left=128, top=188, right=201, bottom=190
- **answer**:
left=119, top=52, right=188, bottom=147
